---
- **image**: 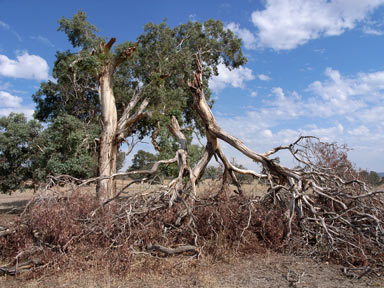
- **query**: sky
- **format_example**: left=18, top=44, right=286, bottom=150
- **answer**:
left=1, top=0, right=384, bottom=172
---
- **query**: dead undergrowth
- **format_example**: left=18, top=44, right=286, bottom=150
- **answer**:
left=0, top=180, right=383, bottom=283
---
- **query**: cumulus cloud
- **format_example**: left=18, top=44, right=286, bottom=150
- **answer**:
left=308, top=67, right=384, bottom=117
left=215, top=66, right=384, bottom=170
left=245, top=67, right=384, bottom=123
left=0, top=90, right=34, bottom=118
left=0, top=91, right=22, bottom=107
left=209, top=63, right=254, bottom=93
left=251, top=0, right=384, bottom=50
left=0, top=51, right=49, bottom=81
left=363, top=26, right=384, bottom=35
left=0, top=107, right=35, bottom=118
left=357, top=106, right=384, bottom=123
left=348, top=125, right=370, bottom=136
left=226, top=22, right=257, bottom=49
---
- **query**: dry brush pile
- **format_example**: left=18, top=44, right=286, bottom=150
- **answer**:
left=0, top=183, right=286, bottom=277
left=0, top=154, right=383, bottom=279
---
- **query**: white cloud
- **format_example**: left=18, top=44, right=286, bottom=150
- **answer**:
left=0, top=90, right=34, bottom=118
left=215, top=66, right=384, bottom=170
left=258, top=74, right=271, bottom=81
left=250, top=91, right=258, bottom=97
left=251, top=0, right=384, bottom=50
left=209, top=63, right=254, bottom=93
left=0, top=91, right=22, bottom=107
left=226, top=22, right=257, bottom=49
left=348, top=125, right=370, bottom=136
left=261, top=129, right=273, bottom=137
left=0, top=51, right=49, bottom=81
left=266, top=87, right=303, bottom=119
left=0, top=107, right=34, bottom=118
left=363, top=26, right=384, bottom=35
left=308, top=67, right=384, bottom=117
left=357, top=106, right=384, bottom=123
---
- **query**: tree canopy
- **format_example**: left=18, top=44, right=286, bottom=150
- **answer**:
left=0, top=113, right=41, bottom=193
left=33, top=11, right=246, bottom=136
left=36, top=114, right=100, bottom=180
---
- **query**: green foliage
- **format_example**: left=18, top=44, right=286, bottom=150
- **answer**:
left=0, top=113, right=42, bottom=193
left=34, top=12, right=246, bottom=135
left=57, top=10, right=100, bottom=49
left=33, top=51, right=101, bottom=122
left=127, top=150, right=157, bottom=179
left=129, top=150, right=157, bottom=171
left=130, top=19, right=246, bottom=137
left=360, top=170, right=382, bottom=186
left=116, top=151, right=126, bottom=172
left=202, top=165, right=220, bottom=180
left=36, top=114, right=100, bottom=180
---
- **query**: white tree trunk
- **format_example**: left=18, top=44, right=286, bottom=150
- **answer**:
left=97, top=67, right=118, bottom=201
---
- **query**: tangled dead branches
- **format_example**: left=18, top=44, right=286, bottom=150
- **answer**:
left=0, top=185, right=286, bottom=276
left=0, top=162, right=383, bottom=278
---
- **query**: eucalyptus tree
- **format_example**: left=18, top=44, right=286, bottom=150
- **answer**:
left=33, top=11, right=246, bottom=201
left=0, top=113, right=42, bottom=193
left=36, top=114, right=100, bottom=180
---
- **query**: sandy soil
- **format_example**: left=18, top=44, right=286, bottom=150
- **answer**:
left=1, top=253, right=382, bottom=288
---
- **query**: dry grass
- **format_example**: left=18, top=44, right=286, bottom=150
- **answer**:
left=1, top=252, right=383, bottom=288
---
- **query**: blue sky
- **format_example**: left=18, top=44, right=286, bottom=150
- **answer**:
left=1, top=0, right=384, bottom=171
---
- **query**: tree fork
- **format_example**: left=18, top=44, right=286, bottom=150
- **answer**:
left=96, top=40, right=141, bottom=202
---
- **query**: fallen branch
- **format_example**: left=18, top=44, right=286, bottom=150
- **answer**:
left=146, top=244, right=198, bottom=256
left=0, top=258, right=42, bottom=276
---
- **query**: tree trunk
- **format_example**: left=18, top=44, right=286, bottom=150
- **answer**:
left=97, top=67, right=118, bottom=202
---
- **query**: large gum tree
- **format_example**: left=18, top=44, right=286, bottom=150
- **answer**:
left=33, top=11, right=246, bottom=202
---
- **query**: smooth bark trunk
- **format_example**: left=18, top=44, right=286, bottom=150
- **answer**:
left=95, top=40, right=141, bottom=202
left=97, top=68, right=118, bottom=201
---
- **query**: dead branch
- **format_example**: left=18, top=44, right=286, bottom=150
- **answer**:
left=0, top=226, right=16, bottom=237
left=146, top=244, right=197, bottom=255
left=0, top=258, right=42, bottom=276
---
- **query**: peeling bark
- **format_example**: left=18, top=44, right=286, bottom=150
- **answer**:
left=96, top=40, right=146, bottom=202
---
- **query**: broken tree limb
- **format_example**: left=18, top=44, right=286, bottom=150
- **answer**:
left=0, top=258, right=42, bottom=276
left=186, top=53, right=384, bottom=266
left=146, top=244, right=197, bottom=255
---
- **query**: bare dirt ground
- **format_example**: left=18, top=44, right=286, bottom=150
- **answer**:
left=1, top=183, right=383, bottom=288
left=1, top=252, right=382, bottom=288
